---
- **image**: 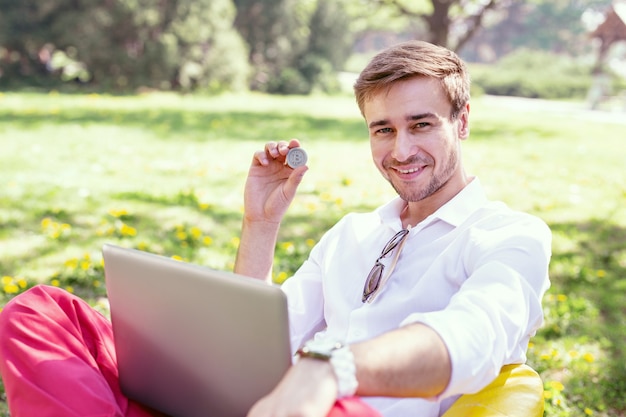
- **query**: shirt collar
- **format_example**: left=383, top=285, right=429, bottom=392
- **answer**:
left=377, top=177, right=489, bottom=229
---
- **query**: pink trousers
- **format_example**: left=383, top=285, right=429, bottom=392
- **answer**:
left=0, top=285, right=380, bottom=417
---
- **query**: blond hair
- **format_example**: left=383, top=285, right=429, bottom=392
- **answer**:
left=354, top=41, right=470, bottom=119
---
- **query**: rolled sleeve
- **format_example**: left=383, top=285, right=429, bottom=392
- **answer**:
left=401, top=216, right=551, bottom=399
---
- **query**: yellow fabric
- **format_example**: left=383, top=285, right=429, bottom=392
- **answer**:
left=442, top=364, right=544, bottom=417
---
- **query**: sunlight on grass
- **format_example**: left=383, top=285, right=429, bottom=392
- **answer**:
left=0, top=92, right=625, bottom=416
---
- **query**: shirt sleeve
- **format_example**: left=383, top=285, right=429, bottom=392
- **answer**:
left=401, top=212, right=552, bottom=399
left=280, top=230, right=334, bottom=354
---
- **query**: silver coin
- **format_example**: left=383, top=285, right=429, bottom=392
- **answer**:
left=286, top=148, right=308, bottom=168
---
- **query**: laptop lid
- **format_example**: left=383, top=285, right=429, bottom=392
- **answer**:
left=102, top=244, right=292, bottom=417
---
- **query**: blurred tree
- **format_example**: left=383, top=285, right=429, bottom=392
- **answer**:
left=285, top=0, right=355, bottom=94
left=0, top=0, right=249, bottom=91
left=462, top=0, right=614, bottom=62
left=234, top=0, right=354, bottom=94
left=369, top=0, right=511, bottom=51
left=232, top=0, right=301, bottom=91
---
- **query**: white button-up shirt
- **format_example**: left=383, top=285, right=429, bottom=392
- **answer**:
left=281, top=178, right=551, bottom=416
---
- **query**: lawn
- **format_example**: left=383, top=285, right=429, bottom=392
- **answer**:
left=0, top=91, right=625, bottom=416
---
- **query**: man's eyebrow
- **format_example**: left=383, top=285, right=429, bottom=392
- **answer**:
left=368, top=119, right=389, bottom=129
left=408, top=112, right=436, bottom=121
left=368, top=112, right=438, bottom=129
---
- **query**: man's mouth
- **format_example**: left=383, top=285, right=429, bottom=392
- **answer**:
left=396, top=166, right=422, bottom=174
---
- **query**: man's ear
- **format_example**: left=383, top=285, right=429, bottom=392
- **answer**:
left=457, top=103, right=470, bottom=140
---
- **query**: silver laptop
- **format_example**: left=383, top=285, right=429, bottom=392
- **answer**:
left=102, top=244, right=292, bottom=417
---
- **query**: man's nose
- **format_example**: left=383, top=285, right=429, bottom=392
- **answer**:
left=391, top=130, right=418, bottom=163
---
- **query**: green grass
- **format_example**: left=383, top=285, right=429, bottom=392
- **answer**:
left=0, top=91, right=625, bottom=416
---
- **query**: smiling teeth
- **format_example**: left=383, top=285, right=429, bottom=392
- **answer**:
left=398, top=167, right=419, bottom=174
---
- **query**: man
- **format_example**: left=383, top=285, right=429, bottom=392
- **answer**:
left=0, top=41, right=551, bottom=417
left=235, top=40, right=550, bottom=416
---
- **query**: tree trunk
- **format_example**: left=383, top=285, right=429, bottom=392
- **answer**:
left=424, top=0, right=452, bottom=47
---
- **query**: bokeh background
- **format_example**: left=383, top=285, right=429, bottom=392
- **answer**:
left=1, top=1, right=625, bottom=416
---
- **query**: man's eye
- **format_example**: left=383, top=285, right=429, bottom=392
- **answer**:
left=413, top=122, right=430, bottom=129
left=377, top=127, right=393, bottom=134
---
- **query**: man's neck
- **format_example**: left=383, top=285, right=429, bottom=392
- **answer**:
left=401, top=175, right=474, bottom=228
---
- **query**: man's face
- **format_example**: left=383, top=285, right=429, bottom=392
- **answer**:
left=363, top=76, right=469, bottom=203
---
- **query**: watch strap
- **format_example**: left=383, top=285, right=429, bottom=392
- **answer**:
left=329, top=345, right=358, bottom=398
left=296, top=340, right=358, bottom=398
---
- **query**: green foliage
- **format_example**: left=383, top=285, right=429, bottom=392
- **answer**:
left=469, top=49, right=595, bottom=99
left=232, top=0, right=305, bottom=92
left=264, top=0, right=355, bottom=94
left=268, top=67, right=312, bottom=95
left=0, top=0, right=249, bottom=92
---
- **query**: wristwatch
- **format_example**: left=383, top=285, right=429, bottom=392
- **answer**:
left=296, top=339, right=358, bottom=398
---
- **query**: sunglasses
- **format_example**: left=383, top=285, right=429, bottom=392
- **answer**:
left=362, top=228, right=410, bottom=303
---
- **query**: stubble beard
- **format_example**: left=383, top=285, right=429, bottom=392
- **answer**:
left=388, top=150, right=459, bottom=203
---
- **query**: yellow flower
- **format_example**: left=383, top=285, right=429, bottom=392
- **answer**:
left=306, top=239, right=316, bottom=247
left=549, top=381, right=564, bottom=392
left=64, top=258, right=78, bottom=269
left=279, top=242, right=295, bottom=253
left=556, top=294, right=568, bottom=302
left=176, top=231, right=187, bottom=241
left=584, top=408, right=593, bottom=415
left=274, top=271, right=289, bottom=284
left=51, top=279, right=60, bottom=287
left=203, top=236, right=213, bottom=246
left=3, top=283, right=19, bottom=294
left=81, top=260, right=91, bottom=270
left=171, top=255, right=183, bottom=261
left=190, top=227, right=202, bottom=239
left=543, top=390, right=553, bottom=399
left=108, top=208, right=129, bottom=218
left=17, top=278, right=28, bottom=289
left=583, top=352, right=595, bottom=363
left=120, top=223, right=137, bottom=236
left=65, top=286, right=74, bottom=293
left=1, top=276, right=13, bottom=285
left=596, top=269, right=606, bottom=278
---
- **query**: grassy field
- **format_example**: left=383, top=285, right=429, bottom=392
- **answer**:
left=0, top=91, right=625, bottom=416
